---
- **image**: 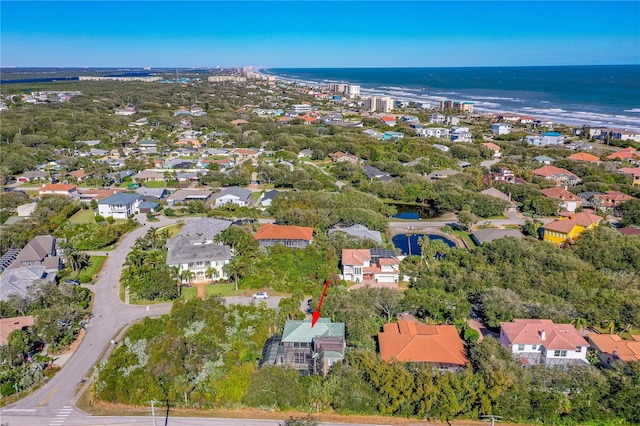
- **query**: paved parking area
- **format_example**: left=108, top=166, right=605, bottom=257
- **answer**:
left=224, top=296, right=282, bottom=309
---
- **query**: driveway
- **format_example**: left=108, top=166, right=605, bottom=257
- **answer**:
left=224, top=295, right=282, bottom=309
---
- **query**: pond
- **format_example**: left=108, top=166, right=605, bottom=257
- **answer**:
left=392, top=233, right=456, bottom=256
left=388, top=203, right=435, bottom=220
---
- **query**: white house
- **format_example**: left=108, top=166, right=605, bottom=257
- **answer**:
left=417, top=127, right=450, bottom=139
left=258, top=189, right=280, bottom=207
left=213, top=186, right=252, bottom=207
left=450, top=126, right=473, bottom=142
left=499, top=319, right=589, bottom=367
left=166, top=236, right=232, bottom=283
left=98, top=193, right=142, bottom=219
left=341, top=249, right=400, bottom=283
left=491, top=123, right=511, bottom=135
left=527, top=132, right=565, bottom=146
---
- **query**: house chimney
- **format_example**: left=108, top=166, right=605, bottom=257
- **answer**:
left=539, top=330, right=546, bottom=340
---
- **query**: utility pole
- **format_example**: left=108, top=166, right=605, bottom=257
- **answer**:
left=149, top=400, right=157, bottom=426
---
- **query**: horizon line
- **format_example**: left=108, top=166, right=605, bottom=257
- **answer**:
left=2, top=64, right=639, bottom=70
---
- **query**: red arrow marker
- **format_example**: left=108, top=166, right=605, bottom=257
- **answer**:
left=311, top=279, right=330, bottom=328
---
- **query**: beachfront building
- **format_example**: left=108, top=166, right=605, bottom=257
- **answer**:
left=440, top=100, right=474, bottom=113
left=491, top=123, right=511, bottom=135
left=363, top=96, right=394, bottom=113
left=526, top=132, right=565, bottom=146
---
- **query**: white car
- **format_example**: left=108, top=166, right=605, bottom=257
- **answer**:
left=253, top=291, right=269, bottom=299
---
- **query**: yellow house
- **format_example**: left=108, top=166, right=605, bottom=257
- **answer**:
left=543, top=212, right=602, bottom=244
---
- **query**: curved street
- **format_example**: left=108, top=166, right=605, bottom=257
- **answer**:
left=2, top=216, right=176, bottom=421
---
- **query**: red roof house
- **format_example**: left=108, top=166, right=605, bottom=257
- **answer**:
left=378, top=320, right=469, bottom=371
left=500, top=319, right=589, bottom=366
left=254, top=224, right=313, bottom=248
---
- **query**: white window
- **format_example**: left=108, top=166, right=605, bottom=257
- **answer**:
left=554, top=350, right=567, bottom=357
left=517, top=344, right=525, bottom=351
left=354, top=267, right=362, bottom=275
left=576, top=346, right=582, bottom=352
left=531, top=345, right=537, bottom=350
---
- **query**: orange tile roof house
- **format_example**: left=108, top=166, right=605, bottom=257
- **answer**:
left=67, top=168, right=91, bottom=181
left=0, top=316, right=35, bottom=345
left=38, top=183, right=78, bottom=198
left=607, top=147, right=639, bottom=160
left=378, top=320, right=469, bottom=372
left=328, top=151, right=359, bottom=164
left=341, top=248, right=400, bottom=283
left=532, top=165, right=581, bottom=186
left=543, top=211, right=602, bottom=244
left=254, top=224, right=314, bottom=248
left=499, top=319, right=589, bottom=366
left=539, top=187, right=583, bottom=212
left=566, top=152, right=600, bottom=163
left=618, top=167, right=640, bottom=186
left=587, top=334, right=640, bottom=368
left=591, top=190, right=634, bottom=208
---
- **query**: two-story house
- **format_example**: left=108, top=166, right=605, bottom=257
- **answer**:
left=260, top=319, right=345, bottom=376
left=341, top=248, right=400, bottom=283
left=539, top=187, right=583, bottom=212
left=165, top=218, right=233, bottom=283
left=98, top=193, right=143, bottom=219
left=499, top=319, right=589, bottom=367
left=542, top=211, right=602, bottom=244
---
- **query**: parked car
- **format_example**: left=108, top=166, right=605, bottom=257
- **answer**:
left=63, top=279, right=81, bottom=285
left=253, top=291, right=269, bottom=299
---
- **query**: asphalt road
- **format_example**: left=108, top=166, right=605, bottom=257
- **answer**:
left=2, top=216, right=177, bottom=421
left=0, top=414, right=394, bottom=426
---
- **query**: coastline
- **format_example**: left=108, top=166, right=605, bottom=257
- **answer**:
left=263, top=66, right=640, bottom=131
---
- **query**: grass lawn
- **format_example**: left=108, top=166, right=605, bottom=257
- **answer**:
left=162, top=223, right=184, bottom=238
left=181, top=283, right=237, bottom=300
left=69, top=208, right=96, bottom=224
left=78, top=256, right=107, bottom=281
left=250, top=192, right=261, bottom=201
left=451, top=230, right=476, bottom=249
left=144, top=181, right=167, bottom=188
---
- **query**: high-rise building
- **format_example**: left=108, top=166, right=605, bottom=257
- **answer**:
left=344, top=85, right=360, bottom=98
left=364, top=96, right=394, bottom=113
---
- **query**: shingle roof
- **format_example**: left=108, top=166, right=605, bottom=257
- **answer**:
left=8, top=236, right=55, bottom=269
left=328, top=224, right=382, bottom=244
left=254, top=224, right=313, bottom=242
left=472, top=229, right=525, bottom=245
left=215, top=186, right=252, bottom=201
left=98, top=193, right=143, bottom=205
left=166, top=242, right=232, bottom=265
left=176, top=218, right=233, bottom=241
left=0, top=266, right=47, bottom=300
left=378, top=321, right=469, bottom=366
left=281, top=319, right=345, bottom=343
left=500, top=319, right=588, bottom=350
left=480, top=187, right=511, bottom=202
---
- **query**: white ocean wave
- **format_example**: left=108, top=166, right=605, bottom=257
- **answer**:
left=624, top=108, right=640, bottom=113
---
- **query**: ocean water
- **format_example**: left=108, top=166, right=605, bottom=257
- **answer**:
left=265, top=66, right=640, bottom=130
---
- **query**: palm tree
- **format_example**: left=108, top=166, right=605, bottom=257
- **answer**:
left=180, top=269, right=194, bottom=286
left=573, top=317, right=588, bottom=332
left=205, top=266, right=218, bottom=283
left=65, top=249, right=90, bottom=277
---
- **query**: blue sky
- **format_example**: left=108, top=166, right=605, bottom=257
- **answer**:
left=2, top=1, right=639, bottom=67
